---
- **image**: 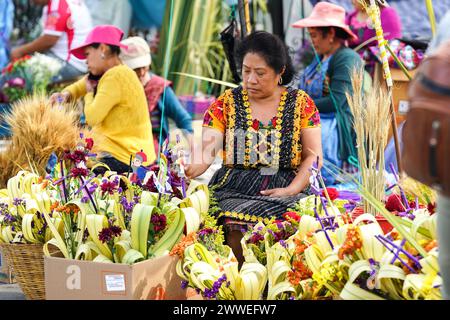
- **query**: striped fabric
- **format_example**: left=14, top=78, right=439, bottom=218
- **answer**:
left=210, top=167, right=308, bottom=221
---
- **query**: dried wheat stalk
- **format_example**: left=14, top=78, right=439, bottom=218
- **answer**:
left=346, top=68, right=391, bottom=214
left=0, top=94, right=80, bottom=186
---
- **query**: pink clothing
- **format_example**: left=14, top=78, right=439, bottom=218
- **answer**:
left=346, top=6, right=402, bottom=49
left=42, top=0, right=92, bottom=72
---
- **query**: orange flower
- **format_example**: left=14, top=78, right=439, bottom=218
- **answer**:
left=425, top=240, right=437, bottom=252
left=50, top=201, right=60, bottom=212
left=169, top=232, right=198, bottom=258
left=338, top=226, right=362, bottom=260
left=287, top=259, right=312, bottom=285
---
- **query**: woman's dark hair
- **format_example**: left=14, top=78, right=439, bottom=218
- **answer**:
left=317, top=27, right=352, bottom=40
left=236, top=31, right=295, bottom=85
left=90, top=43, right=121, bottom=55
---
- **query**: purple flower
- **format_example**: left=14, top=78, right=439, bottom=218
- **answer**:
left=120, top=197, right=135, bottom=213
left=344, top=201, right=357, bottom=213
left=88, top=183, right=98, bottom=194
left=81, top=196, right=89, bottom=203
left=203, top=274, right=227, bottom=299
left=3, top=213, right=16, bottom=223
left=7, top=77, right=25, bottom=88
left=280, top=240, right=287, bottom=248
left=181, top=280, right=188, bottom=290
left=198, top=228, right=216, bottom=238
left=13, top=198, right=24, bottom=206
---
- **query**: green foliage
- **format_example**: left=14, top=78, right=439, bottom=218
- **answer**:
left=154, top=0, right=234, bottom=96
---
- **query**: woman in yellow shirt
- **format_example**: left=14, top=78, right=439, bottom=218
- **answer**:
left=51, top=25, right=155, bottom=174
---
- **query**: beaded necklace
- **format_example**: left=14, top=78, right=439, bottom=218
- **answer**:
left=241, top=88, right=288, bottom=167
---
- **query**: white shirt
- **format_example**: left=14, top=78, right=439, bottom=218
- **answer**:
left=42, top=0, right=93, bottom=72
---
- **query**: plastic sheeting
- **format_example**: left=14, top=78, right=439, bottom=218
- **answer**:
left=129, top=0, right=166, bottom=28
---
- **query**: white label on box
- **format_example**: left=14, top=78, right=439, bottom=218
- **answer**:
left=398, top=100, right=410, bottom=114
left=104, top=274, right=126, bottom=292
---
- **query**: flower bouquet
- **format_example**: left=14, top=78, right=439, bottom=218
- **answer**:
left=1, top=133, right=211, bottom=265
left=172, top=156, right=443, bottom=300
left=0, top=53, right=62, bottom=103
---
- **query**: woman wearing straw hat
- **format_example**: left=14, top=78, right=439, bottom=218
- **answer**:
left=119, top=36, right=194, bottom=156
left=50, top=25, right=155, bottom=174
left=293, top=2, right=364, bottom=185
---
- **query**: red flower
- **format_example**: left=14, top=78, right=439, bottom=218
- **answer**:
left=427, top=202, right=436, bottom=214
left=271, top=117, right=277, bottom=128
left=385, top=194, right=405, bottom=212
left=251, top=119, right=259, bottom=130
left=283, top=211, right=301, bottom=222
left=85, top=138, right=94, bottom=150
left=151, top=213, right=167, bottom=233
left=100, top=180, right=118, bottom=195
left=70, top=167, right=90, bottom=178
left=322, top=188, right=339, bottom=201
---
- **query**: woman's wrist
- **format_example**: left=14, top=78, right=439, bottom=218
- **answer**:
left=286, top=184, right=302, bottom=196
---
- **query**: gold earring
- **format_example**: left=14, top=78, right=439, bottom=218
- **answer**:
left=278, top=76, right=283, bottom=85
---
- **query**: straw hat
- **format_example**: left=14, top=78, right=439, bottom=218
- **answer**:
left=119, top=37, right=152, bottom=70
left=292, top=2, right=358, bottom=41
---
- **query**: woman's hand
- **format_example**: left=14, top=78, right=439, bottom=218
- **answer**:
left=86, top=78, right=98, bottom=93
left=49, top=91, right=71, bottom=105
left=260, top=186, right=299, bottom=197
left=185, top=163, right=210, bottom=179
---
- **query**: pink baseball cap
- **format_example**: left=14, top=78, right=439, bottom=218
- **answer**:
left=292, top=2, right=358, bottom=41
left=70, top=25, right=129, bottom=60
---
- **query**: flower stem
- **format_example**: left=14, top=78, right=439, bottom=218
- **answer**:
left=60, top=160, right=68, bottom=203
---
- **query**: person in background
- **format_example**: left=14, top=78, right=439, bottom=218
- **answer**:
left=423, top=10, right=450, bottom=300
left=10, top=0, right=93, bottom=83
left=50, top=25, right=155, bottom=174
left=293, top=2, right=363, bottom=185
left=84, top=0, right=132, bottom=38
left=347, top=0, right=402, bottom=48
left=185, top=31, right=322, bottom=266
left=0, top=0, right=14, bottom=70
left=346, top=0, right=402, bottom=74
left=120, top=36, right=194, bottom=156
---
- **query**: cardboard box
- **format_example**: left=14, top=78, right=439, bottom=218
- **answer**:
left=374, top=64, right=418, bottom=140
left=391, top=68, right=417, bottom=125
left=44, top=254, right=189, bottom=300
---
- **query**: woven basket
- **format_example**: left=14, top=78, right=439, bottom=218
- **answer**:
left=0, top=243, right=47, bottom=300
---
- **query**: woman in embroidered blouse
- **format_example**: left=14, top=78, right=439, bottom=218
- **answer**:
left=185, top=31, right=322, bottom=265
